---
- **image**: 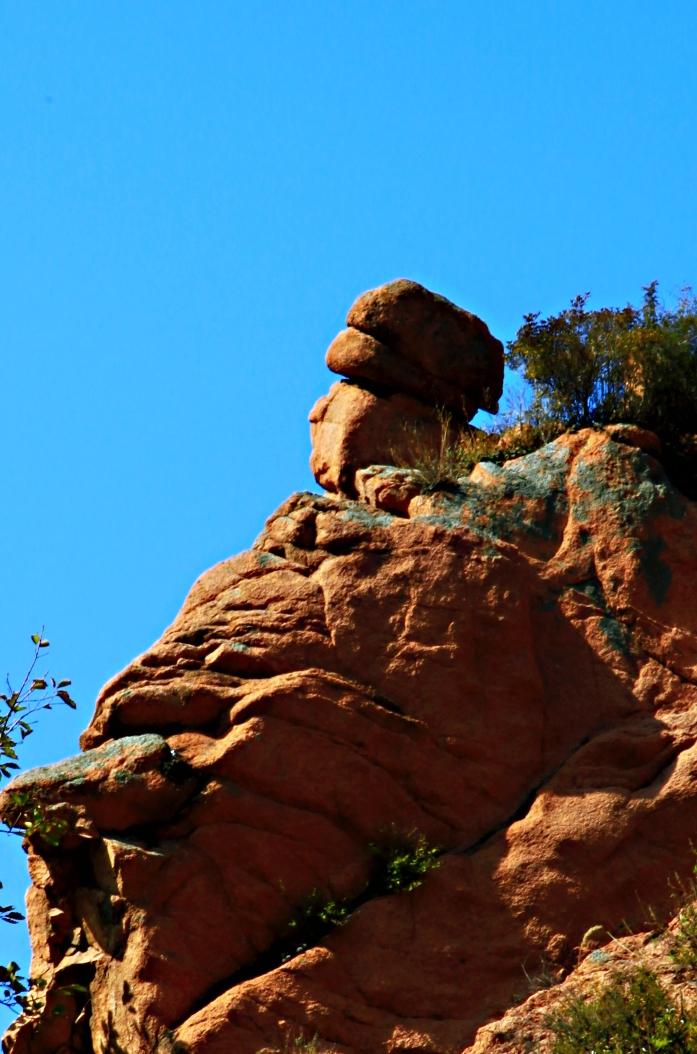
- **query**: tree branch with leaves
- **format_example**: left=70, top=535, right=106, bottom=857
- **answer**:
left=0, top=633, right=76, bottom=1016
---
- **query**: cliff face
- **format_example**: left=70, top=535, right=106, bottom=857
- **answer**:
left=3, top=285, right=697, bottom=1054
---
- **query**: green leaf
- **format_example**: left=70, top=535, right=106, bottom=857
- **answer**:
left=30, top=634, right=40, bottom=645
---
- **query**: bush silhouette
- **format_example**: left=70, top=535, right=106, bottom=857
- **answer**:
left=507, top=283, right=697, bottom=438
left=506, top=282, right=697, bottom=495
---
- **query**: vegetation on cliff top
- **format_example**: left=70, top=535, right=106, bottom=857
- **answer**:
left=508, top=283, right=697, bottom=438
left=507, top=281, right=697, bottom=497
left=404, top=283, right=697, bottom=498
left=547, top=964, right=697, bottom=1053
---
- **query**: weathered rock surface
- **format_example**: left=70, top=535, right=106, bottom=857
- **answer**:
left=311, top=281, right=503, bottom=496
left=3, top=427, right=697, bottom=1054
left=345, top=280, right=504, bottom=415
left=326, top=329, right=477, bottom=417
left=309, top=380, right=470, bottom=497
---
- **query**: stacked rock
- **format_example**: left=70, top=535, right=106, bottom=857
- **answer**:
left=309, top=279, right=504, bottom=496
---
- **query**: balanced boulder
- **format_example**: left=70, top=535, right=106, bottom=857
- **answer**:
left=310, top=280, right=504, bottom=495
left=345, top=278, right=503, bottom=414
left=309, top=380, right=452, bottom=496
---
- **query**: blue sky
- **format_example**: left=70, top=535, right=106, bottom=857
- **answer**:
left=1, top=0, right=696, bottom=1002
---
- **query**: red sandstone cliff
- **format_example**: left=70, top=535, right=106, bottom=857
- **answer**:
left=2, top=284, right=696, bottom=1054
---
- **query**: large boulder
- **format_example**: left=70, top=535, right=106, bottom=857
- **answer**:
left=325, top=328, right=479, bottom=417
left=310, top=281, right=504, bottom=495
left=344, top=279, right=504, bottom=415
left=3, top=428, right=697, bottom=1054
left=309, top=380, right=469, bottom=497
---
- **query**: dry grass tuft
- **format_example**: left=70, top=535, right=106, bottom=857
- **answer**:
left=392, top=392, right=558, bottom=486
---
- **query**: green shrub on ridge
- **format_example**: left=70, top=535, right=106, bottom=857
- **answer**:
left=547, top=965, right=697, bottom=1054
left=394, top=282, right=697, bottom=496
left=506, top=282, right=697, bottom=497
left=506, top=282, right=697, bottom=441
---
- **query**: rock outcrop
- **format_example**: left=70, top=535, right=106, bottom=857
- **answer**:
left=2, top=288, right=697, bottom=1054
left=309, top=280, right=504, bottom=496
left=467, top=915, right=697, bottom=1052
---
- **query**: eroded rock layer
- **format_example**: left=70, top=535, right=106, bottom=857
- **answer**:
left=3, top=428, right=697, bottom=1054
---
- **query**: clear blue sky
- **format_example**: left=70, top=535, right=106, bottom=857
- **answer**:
left=1, top=0, right=696, bottom=1001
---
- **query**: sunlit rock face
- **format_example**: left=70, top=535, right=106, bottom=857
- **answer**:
left=3, top=415, right=697, bottom=1052
left=310, top=279, right=504, bottom=496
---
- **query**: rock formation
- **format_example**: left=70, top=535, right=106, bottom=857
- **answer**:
left=469, top=912, right=697, bottom=1052
left=309, top=280, right=504, bottom=496
left=2, top=283, right=697, bottom=1054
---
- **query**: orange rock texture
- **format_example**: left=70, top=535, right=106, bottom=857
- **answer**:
left=2, top=288, right=697, bottom=1054
left=310, top=280, right=503, bottom=496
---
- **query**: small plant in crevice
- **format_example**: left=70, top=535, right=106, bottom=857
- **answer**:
left=220, top=831, right=442, bottom=990
left=258, top=1028, right=337, bottom=1054
left=282, top=829, right=441, bottom=959
left=368, top=828, right=441, bottom=895
left=545, top=965, right=697, bottom=1054
left=280, top=891, right=351, bottom=964
left=209, top=886, right=352, bottom=990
